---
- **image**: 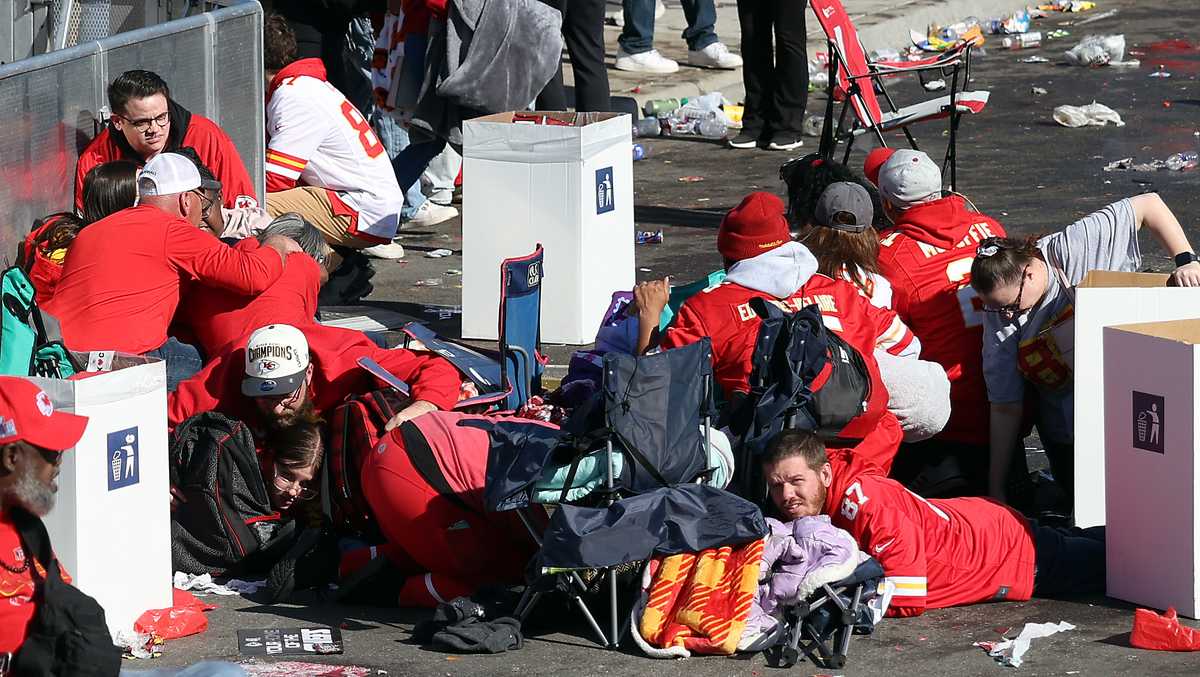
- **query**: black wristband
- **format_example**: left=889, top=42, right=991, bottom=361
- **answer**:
left=1174, top=251, right=1199, bottom=268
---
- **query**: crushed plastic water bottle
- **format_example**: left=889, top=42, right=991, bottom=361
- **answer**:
left=1165, top=152, right=1199, bottom=171
left=802, top=115, right=824, bottom=137
left=664, top=111, right=728, bottom=140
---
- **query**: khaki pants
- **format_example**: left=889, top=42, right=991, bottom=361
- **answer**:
left=266, top=186, right=376, bottom=249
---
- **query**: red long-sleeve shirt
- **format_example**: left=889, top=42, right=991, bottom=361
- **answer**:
left=168, top=324, right=461, bottom=429
left=74, top=107, right=258, bottom=211
left=45, top=205, right=285, bottom=354
left=176, top=245, right=321, bottom=359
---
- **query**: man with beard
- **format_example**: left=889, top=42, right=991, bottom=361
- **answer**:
left=0, top=377, right=88, bottom=656
left=168, top=323, right=460, bottom=438
left=760, top=430, right=1105, bottom=617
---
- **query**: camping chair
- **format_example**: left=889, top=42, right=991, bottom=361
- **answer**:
left=809, top=0, right=989, bottom=190
left=401, top=245, right=545, bottom=411
left=479, top=339, right=765, bottom=648
left=768, top=557, right=885, bottom=669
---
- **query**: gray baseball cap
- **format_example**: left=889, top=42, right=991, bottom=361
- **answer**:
left=814, top=182, right=874, bottom=233
left=877, top=149, right=942, bottom=208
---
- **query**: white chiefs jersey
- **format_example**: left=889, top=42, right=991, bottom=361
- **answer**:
left=266, top=67, right=403, bottom=242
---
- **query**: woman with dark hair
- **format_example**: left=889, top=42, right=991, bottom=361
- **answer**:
left=80, top=160, right=138, bottom=225
left=971, top=193, right=1200, bottom=505
left=264, top=420, right=324, bottom=514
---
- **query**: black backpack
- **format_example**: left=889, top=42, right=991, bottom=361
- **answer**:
left=10, top=508, right=122, bottom=677
left=169, top=412, right=297, bottom=576
left=730, top=299, right=871, bottom=503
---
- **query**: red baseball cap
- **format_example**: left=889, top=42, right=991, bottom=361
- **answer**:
left=717, top=192, right=792, bottom=262
left=0, top=377, right=88, bottom=452
left=863, top=147, right=897, bottom=186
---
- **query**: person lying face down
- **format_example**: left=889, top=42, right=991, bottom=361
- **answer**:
left=761, top=429, right=1105, bottom=618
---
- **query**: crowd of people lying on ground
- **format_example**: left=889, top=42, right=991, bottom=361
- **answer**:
left=5, top=9, right=1200, bottom=667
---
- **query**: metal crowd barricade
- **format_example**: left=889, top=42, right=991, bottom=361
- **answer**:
left=0, top=0, right=264, bottom=263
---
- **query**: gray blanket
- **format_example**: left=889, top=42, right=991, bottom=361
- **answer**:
left=411, top=0, right=564, bottom=145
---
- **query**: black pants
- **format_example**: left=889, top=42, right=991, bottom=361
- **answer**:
left=1032, top=522, right=1105, bottom=597
left=736, top=0, right=807, bottom=137
left=537, top=0, right=613, bottom=112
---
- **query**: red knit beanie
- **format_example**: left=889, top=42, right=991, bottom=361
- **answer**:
left=863, top=147, right=897, bottom=186
left=717, top=192, right=791, bottom=262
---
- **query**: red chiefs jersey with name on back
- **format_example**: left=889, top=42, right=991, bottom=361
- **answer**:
left=876, top=197, right=1006, bottom=446
left=663, top=274, right=914, bottom=471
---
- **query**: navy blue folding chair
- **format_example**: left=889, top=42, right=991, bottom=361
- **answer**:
left=402, top=245, right=545, bottom=411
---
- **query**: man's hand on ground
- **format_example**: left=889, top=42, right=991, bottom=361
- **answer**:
left=384, top=399, right=439, bottom=431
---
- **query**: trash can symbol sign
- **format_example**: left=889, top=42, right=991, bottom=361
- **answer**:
left=595, top=167, right=615, bottom=214
left=107, top=427, right=140, bottom=490
left=1131, top=391, right=1165, bottom=454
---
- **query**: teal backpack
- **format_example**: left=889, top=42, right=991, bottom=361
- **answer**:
left=1, top=266, right=78, bottom=379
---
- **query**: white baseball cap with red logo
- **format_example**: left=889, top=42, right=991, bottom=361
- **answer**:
left=241, top=324, right=311, bottom=397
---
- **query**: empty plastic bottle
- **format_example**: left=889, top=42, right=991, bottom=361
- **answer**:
left=663, top=112, right=727, bottom=140
left=1002, top=32, right=1042, bottom=49
left=1165, top=152, right=1199, bottom=171
left=643, top=98, right=684, bottom=117
left=633, top=117, right=661, bottom=138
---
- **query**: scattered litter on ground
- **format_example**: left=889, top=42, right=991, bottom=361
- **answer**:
left=1032, top=86, right=1048, bottom=95
left=636, top=230, right=664, bottom=245
left=1131, top=607, right=1200, bottom=651
left=1002, top=32, right=1042, bottom=50
left=414, top=278, right=442, bottom=287
left=924, top=79, right=947, bottom=91
left=1020, top=55, right=1051, bottom=63
left=240, top=661, right=373, bottom=676
left=678, top=176, right=705, bottom=182
left=1103, top=157, right=1133, bottom=171
left=1064, top=34, right=1139, bottom=66
left=173, top=572, right=264, bottom=596
left=238, top=626, right=344, bottom=657
left=425, top=248, right=453, bottom=258
left=115, top=629, right=161, bottom=660
left=639, top=267, right=652, bottom=272
left=1052, top=102, right=1123, bottom=127
left=1149, top=66, right=1171, bottom=78
left=443, top=269, right=462, bottom=276
left=802, top=115, right=824, bottom=137
left=1075, top=8, right=1119, bottom=26
left=974, top=621, right=1075, bottom=667
left=1047, top=29, right=1071, bottom=39
left=633, top=143, right=648, bottom=161
left=1040, top=1, right=1095, bottom=12
left=983, top=10, right=1031, bottom=35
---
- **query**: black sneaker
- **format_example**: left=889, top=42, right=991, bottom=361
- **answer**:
left=767, top=134, right=803, bottom=151
left=728, top=131, right=760, bottom=149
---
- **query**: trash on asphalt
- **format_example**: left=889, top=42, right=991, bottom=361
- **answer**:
left=174, top=571, right=264, bottom=596
left=636, top=230, right=664, bottom=245
left=633, top=117, right=661, bottom=138
left=1032, top=86, right=1048, bottom=95
left=1002, top=32, right=1042, bottom=50
left=1149, top=66, right=1171, bottom=78
left=1103, top=157, right=1133, bottom=171
left=983, top=10, right=1031, bottom=35
left=1074, top=8, right=1120, bottom=25
left=414, top=278, right=442, bottom=287
left=924, top=79, right=947, bottom=91
left=1052, top=102, right=1124, bottom=127
left=677, top=176, right=705, bottom=183
left=633, top=143, right=648, bottom=161
left=1020, top=55, right=1051, bottom=63
left=1064, top=34, right=1127, bottom=66
left=425, top=249, right=454, bottom=258
left=1039, top=1, right=1095, bottom=12
left=1165, top=152, right=1199, bottom=171
left=444, top=269, right=462, bottom=276
left=974, top=621, right=1075, bottom=667
left=1107, top=153, right=1198, bottom=172
left=115, top=629, right=162, bottom=660
left=1047, top=29, right=1071, bottom=39
left=1131, top=607, right=1200, bottom=651
left=802, top=115, right=824, bottom=137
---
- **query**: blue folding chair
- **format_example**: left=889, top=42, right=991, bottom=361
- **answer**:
left=402, top=244, right=545, bottom=411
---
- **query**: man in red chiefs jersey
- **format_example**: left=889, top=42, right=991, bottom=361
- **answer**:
left=634, top=191, right=916, bottom=472
left=74, top=70, right=257, bottom=212
left=761, top=429, right=1104, bottom=617
left=867, top=148, right=1007, bottom=495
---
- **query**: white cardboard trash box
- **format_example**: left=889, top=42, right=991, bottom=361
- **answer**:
left=1072, top=270, right=1200, bottom=528
left=1103, top=319, right=1200, bottom=618
left=27, top=355, right=172, bottom=636
left=462, top=111, right=635, bottom=345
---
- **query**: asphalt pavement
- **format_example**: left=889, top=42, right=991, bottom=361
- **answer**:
left=152, top=0, right=1200, bottom=674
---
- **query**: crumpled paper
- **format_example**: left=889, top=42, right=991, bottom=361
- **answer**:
left=174, top=571, right=266, bottom=596
left=975, top=621, right=1075, bottom=667
left=1052, top=102, right=1124, bottom=127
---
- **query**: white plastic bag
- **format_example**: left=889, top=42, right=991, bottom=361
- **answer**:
left=1053, top=102, right=1124, bottom=128
left=1064, top=34, right=1126, bottom=66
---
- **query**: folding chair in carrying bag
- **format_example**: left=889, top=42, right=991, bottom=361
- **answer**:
left=809, top=0, right=989, bottom=190
left=476, top=339, right=767, bottom=647
left=402, top=245, right=546, bottom=411
left=768, top=557, right=885, bottom=669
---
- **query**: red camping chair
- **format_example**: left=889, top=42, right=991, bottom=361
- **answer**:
left=809, top=0, right=989, bottom=190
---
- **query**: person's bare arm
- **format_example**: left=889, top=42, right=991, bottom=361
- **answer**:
left=988, top=401, right=1024, bottom=503
left=1130, top=193, right=1200, bottom=286
left=633, top=278, right=670, bottom=354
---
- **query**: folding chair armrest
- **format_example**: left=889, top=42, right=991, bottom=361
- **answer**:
left=866, top=60, right=962, bottom=76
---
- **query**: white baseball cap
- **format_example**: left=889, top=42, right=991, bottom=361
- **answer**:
left=137, top=152, right=202, bottom=198
left=242, top=324, right=311, bottom=397
left=877, top=149, right=943, bottom=209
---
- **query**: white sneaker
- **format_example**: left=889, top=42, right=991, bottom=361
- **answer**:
left=407, top=201, right=459, bottom=228
left=688, top=42, right=743, bottom=70
left=615, top=48, right=679, bottom=74
left=362, top=241, right=406, bottom=259
left=655, top=0, right=666, bottom=19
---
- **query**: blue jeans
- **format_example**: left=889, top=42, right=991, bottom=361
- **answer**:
left=372, top=110, right=427, bottom=221
left=619, top=0, right=718, bottom=54
left=146, top=337, right=203, bottom=393
left=393, top=137, right=447, bottom=198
